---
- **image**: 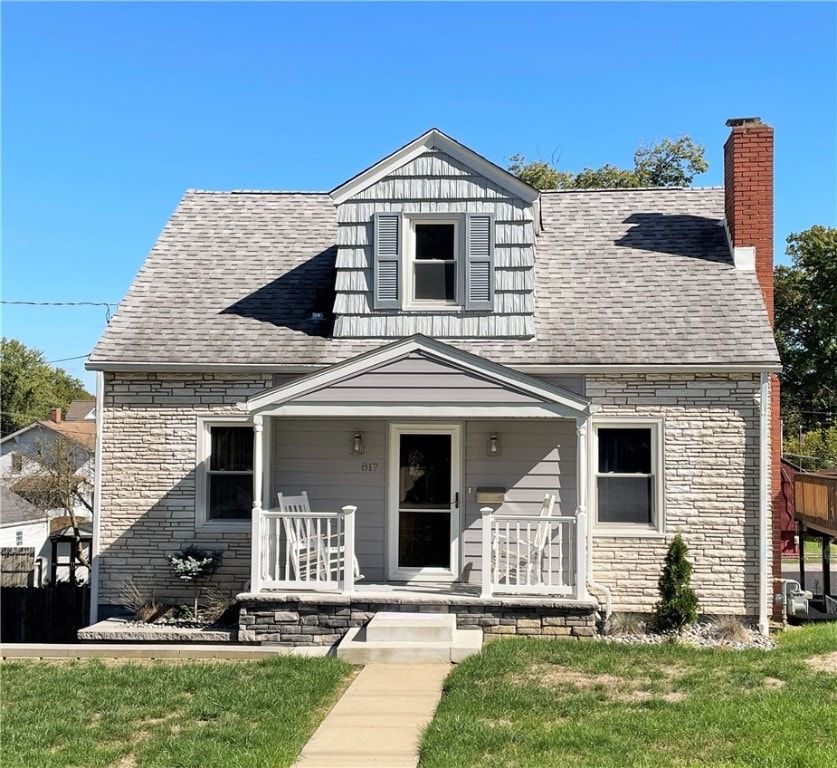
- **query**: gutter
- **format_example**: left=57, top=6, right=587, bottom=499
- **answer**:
left=758, top=372, right=770, bottom=635
left=89, top=372, right=105, bottom=625
left=86, top=360, right=783, bottom=375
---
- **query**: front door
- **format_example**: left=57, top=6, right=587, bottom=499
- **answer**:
left=388, top=424, right=461, bottom=581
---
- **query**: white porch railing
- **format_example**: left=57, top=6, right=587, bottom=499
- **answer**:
left=254, top=505, right=357, bottom=594
left=480, top=507, right=588, bottom=598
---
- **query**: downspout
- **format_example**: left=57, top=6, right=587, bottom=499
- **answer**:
left=758, top=372, right=770, bottom=636
left=578, top=413, right=612, bottom=620
left=89, top=371, right=105, bottom=625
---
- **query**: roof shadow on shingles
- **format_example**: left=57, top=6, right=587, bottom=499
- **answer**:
left=616, top=213, right=732, bottom=264
left=219, top=246, right=337, bottom=338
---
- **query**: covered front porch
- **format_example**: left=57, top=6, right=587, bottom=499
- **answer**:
left=240, top=336, right=597, bottom=626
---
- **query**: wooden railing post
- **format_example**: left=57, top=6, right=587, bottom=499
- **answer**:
left=341, top=505, right=357, bottom=596
left=575, top=508, right=588, bottom=600
left=481, top=507, right=494, bottom=598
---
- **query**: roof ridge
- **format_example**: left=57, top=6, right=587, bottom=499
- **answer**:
left=186, top=189, right=331, bottom=196
left=541, top=185, right=724, bottom=195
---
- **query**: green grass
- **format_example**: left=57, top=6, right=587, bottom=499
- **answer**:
left=1, top=656, right=353, bottom=768
left=420, top=624, right=837, bottom=768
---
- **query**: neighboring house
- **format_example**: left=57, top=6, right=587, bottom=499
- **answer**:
left=0, top=408, right=96, bottom=534
left=0, top=487, right=49, bottom=585
left=87, top=118, right=781, bottom=637
left=65, top=398, right=97, bottom=423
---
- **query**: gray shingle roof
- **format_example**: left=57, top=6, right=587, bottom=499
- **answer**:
left=89, top=187, right=779, bottom=369
left=0, top=486, right=47, bottom=527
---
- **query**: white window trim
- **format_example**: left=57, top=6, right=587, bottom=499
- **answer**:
left=591, top=417, right=665, bottom=537
left=15, top=530, right=23, bottom=546
left=195, top=416, right=254, bottom=532
left=403, top=215, right=464, bottom=310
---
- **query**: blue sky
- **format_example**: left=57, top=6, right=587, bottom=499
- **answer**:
left=3, top=1, right=835, bottom=392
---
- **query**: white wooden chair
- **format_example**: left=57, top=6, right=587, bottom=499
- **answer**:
left=277, top=492, right=363, bottom=583
left=492, top=493, right=556, bottom=586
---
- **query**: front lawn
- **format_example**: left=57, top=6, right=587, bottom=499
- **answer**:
left=420, top=624, right=837, bottom=768
left=1, top=656, right=353, bottom=768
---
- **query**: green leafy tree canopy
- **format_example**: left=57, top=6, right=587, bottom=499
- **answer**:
left=1, top=338, right=91, bottom=437
left=509, top=135, right=708, bottom=190
left=774, top=225, right=837, bottom=436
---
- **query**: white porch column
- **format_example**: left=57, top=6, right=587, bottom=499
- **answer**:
left=575, top=414, right=590, bottom=600
left=341, top=505, right=357, bottom=596
left=480, top=507, right=494, bottom=598
left=249, top=415, right=264, bottom=593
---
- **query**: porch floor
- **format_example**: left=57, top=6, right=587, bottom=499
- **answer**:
left=238, top=581, right=596, bottom=609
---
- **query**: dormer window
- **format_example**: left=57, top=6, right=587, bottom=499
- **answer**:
left=372, top=212, right=495, bottom=312
left=410, top=220, right=458, bottom=305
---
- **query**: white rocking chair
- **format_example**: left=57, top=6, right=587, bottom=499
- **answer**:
left=277, top=492, right=363, bottom=583
left=492, top=493, right=556, bottom=586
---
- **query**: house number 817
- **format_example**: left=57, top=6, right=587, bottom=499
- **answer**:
left=361, top=462, right=378, bottom=472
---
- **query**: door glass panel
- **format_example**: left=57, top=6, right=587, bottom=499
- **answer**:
left=399, top=512, right=450, bottom=568
left=399, top=434, right=451, bottom=508
left=398, top=433, right=452, bottom=569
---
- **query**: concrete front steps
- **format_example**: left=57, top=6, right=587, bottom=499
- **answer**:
left=337, top=611, right=482, bottom=664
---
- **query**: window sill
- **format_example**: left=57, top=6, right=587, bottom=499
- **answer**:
left=593, top=525, right=666, bottom=539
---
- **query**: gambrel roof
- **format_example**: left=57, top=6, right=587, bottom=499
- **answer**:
left=89, top=187, right=779, bottom=370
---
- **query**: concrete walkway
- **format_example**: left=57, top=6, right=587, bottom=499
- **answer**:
left=293, top=663, right=450, bottom=768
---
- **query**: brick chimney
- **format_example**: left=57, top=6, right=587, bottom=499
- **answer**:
left=49, top=407, right=62, bottom=423
left=724, top=116, right=781, bottom=619
left=723, top=117, right=775, bottom=325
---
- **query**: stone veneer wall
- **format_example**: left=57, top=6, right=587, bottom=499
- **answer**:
left=238, top=597, right=597, bottom=645
left=586, top=373, right=762, bottom=617
left=97, top=370, right=764, bottom=620
left=97, top=372, right=271, bottom=609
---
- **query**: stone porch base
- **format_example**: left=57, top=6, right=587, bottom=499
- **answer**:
left=237, top=588, right=599, bottom=646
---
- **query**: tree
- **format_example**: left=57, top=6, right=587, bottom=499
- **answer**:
left=508, top=135, right=708, bottom=190
left=774, top=226, right=837, bottom=435
left=0, top=338, right=91, bottom=437
left=653, top=533, right=699, bottom=633
left=23, top=435, right=94, bottom=573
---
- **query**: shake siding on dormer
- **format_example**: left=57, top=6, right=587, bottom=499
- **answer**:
left=332, top=149, right=536, bottom=338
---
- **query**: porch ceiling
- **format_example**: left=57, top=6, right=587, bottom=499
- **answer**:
left=242, top=335, right=590, bottom=419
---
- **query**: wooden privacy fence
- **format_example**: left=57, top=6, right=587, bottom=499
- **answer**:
left=1, top=547, right=35, bottom=587
left=794, top=473, right=837, bottom=536
left=1, top=584, right=90, bottom=643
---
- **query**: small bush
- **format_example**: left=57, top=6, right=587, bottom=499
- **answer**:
left=653, top=533, right=699, bottom=633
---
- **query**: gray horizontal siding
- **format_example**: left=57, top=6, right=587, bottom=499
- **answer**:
left=293, top=355, right=547, bottom=405
left=333, top=149, right=535, bottom=339
left=272, top=419, right=388, bottom=581
left=461, top=420, right=577, bottom=584
left=270, top=417, right=577, bottom=585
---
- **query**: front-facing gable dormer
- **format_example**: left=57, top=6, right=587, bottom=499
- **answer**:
left=329, top=129, right=540, bottom=339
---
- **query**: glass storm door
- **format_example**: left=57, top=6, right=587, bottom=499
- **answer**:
left=388, top=425, right=461, bottom=581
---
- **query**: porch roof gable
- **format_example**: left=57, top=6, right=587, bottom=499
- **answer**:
left=241, top=335, right=590, bottom=419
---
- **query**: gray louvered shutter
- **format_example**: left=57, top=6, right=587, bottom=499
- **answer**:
left=465, top=213, right=494, bottom=310
left=373, top=213, right=401, bottom=310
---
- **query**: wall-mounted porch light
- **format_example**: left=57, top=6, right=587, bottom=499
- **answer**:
left=350, top=431, right=364, bottom=456
left=487, top=433, right=501, bottom=457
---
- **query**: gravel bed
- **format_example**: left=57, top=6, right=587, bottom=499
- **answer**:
left=599, top=621, right=777, bottom=650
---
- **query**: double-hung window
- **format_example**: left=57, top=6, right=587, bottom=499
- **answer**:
left=198, top=420, right=254, bottom=525
left=593, top=420, right=664, bottom=534
left=410, top=220, right=458, bottom=304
